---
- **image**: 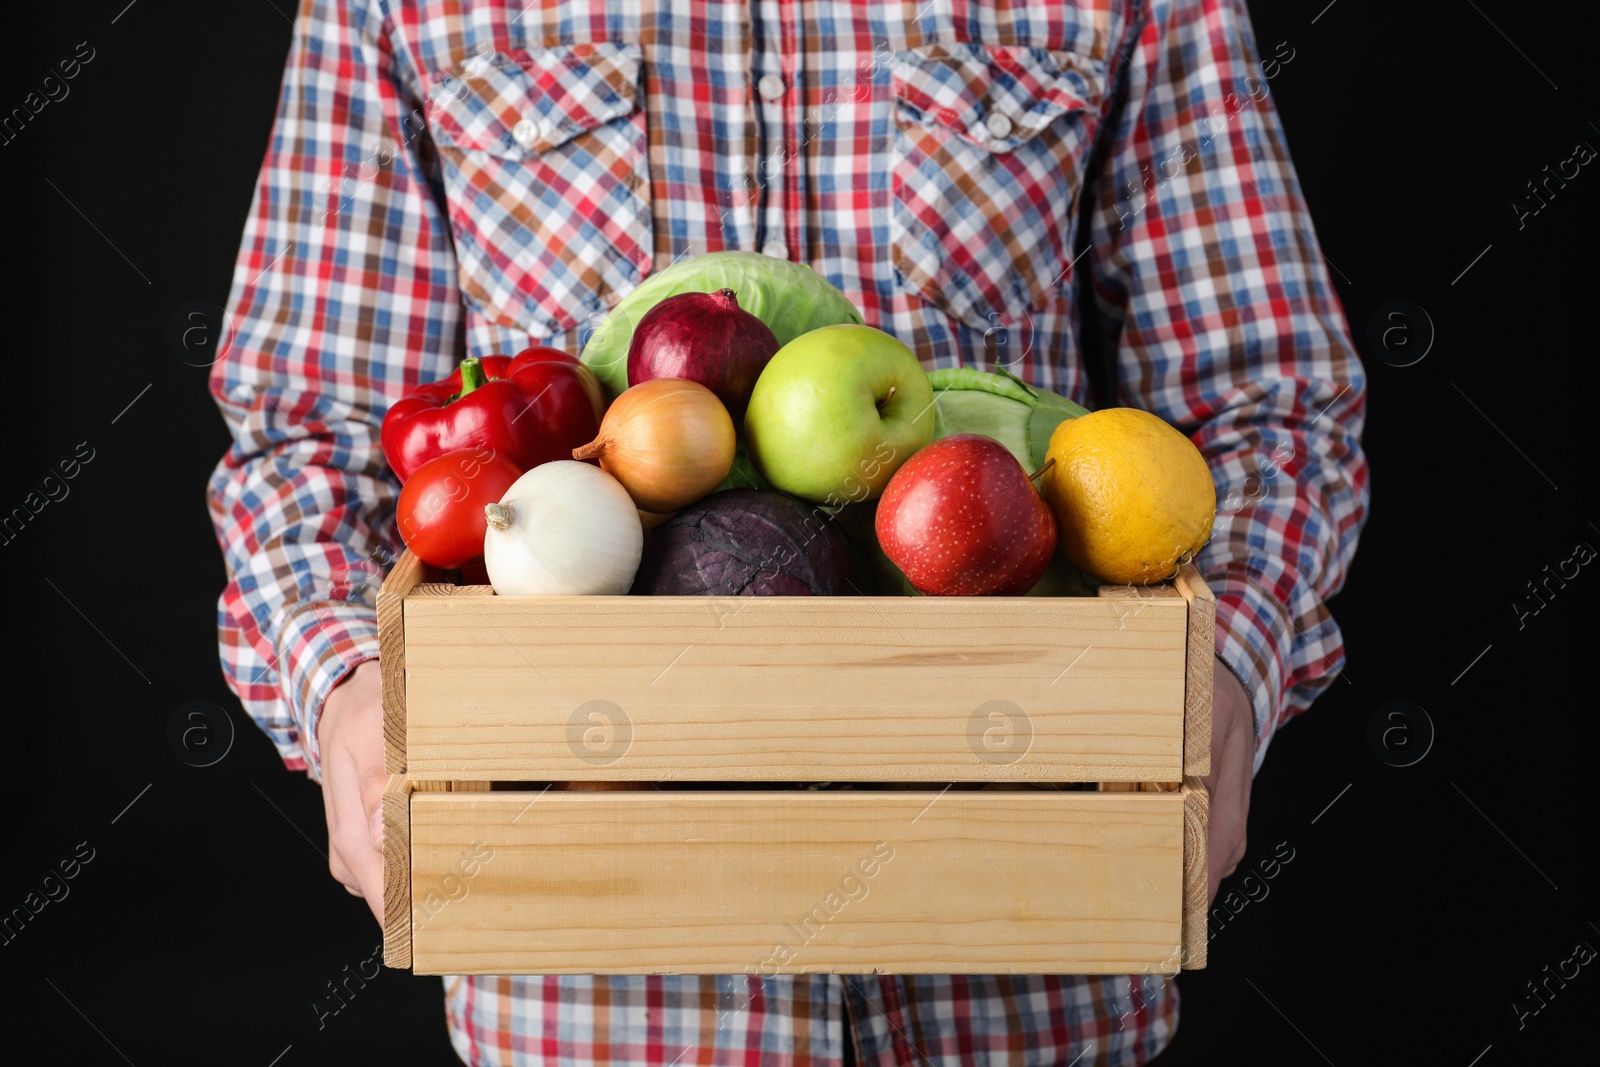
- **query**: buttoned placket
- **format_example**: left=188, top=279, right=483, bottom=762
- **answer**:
left=751, top=0, right=805, bottom=262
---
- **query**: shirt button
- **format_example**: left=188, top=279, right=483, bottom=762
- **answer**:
left=758, top=74, right=786, bottom=102
left=984, top=111, right=1014, bottom=139
left=762, top=240, right=789, bottom=260
left=512, top=118, right=541, bottom=148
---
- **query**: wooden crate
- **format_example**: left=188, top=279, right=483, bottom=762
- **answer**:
left=378, top=549, right=1214, bottom=976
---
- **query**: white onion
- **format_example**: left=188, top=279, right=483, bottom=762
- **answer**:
left=482, top=461, right=643, bottom=595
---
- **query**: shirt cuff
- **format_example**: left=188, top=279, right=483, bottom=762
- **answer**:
left=1204, top=564, right=1296, bottom=774
left=275, top=600, right=381, bottom=782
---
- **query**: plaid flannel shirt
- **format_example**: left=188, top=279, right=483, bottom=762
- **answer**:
left=207, top=1, right=1369, bottom=1063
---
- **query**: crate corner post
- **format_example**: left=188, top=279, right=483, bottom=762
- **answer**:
left=1180, top=776, right=1209, bottom=970
left=1175, top=565, right=1215, bottom=778
left=382, top=773, right=414, bottom=970
left=377, top=549, right=426, bottom=776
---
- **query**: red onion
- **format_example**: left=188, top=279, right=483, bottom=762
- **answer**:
left=626, top=289, right=779, bottom=422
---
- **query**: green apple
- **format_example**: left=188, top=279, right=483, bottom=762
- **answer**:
left=743, top=324, right=935, bottom=505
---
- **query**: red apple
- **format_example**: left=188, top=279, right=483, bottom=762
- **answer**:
left=874, top=434, right=1057, bottom=595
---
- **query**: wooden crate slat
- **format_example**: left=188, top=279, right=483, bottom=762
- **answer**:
left=1181, top=776, right=1209, bottom=970
left=1095, top=584, right=1184, bottom=599
left=377, top=552, right=426, bottom=774
left=381, top=774, right=413, bottom=969
left=1174, top=565, right=1215, bottom=778
left=409, top=789, right=1185, bottom=976
left=402, top=594, right=1188, bottom=782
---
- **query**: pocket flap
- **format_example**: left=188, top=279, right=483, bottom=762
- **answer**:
left=890, top=43, right=1102, bottom=153
left=428, top=42, right=643, bottom=157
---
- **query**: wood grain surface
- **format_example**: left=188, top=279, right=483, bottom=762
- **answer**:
left=408, top=788, right=1187, bottom=975
left=381, top=774, right=413, bottom=968
left=377, top=551, right=426, bottom=775
left=402, top=592, right=1189, bottom=782
left=1181, top=775, right=1210, bottom=970
left=1174, top=565, right=1216, bottom=778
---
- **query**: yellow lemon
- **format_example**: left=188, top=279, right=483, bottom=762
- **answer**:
left=1041, top=407, right=1215, bottom=585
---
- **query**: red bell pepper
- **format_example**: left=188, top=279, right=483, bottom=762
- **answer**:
left=381, top=346, right=605, bottom=483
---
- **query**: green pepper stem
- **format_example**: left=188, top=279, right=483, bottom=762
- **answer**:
left=457, top=357, right=488, bottom=398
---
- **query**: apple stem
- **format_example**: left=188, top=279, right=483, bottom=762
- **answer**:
left=1026, top=458, right=1055, bottom=482
left=877, top=385, right=897, bottom=411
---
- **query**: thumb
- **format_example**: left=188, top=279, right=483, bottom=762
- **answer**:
left=360, top=764, right=389, bottom=854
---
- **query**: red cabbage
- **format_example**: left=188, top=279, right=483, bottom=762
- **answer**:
left=630, top=490, right=872, bottom=596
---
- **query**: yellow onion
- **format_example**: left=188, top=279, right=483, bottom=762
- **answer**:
left=573, top=378, right=735, bottom=513
left=637, top=508, right=678, bottom=531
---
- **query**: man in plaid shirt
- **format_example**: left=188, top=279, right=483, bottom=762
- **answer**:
left=208, top=1, right=1369, bottom=1063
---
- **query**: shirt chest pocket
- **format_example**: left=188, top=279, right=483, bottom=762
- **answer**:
left=889, top=43, right=1105, bottom=333
left=425, top=43, right=652, bottom=338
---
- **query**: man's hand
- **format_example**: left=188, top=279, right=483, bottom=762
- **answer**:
left=1203, top=657, right=1255, bottom=905
left=315, top=659, right=387, bottom=925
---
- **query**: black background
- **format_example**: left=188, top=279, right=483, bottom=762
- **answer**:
left=3, top=1, right=1597, bottom=1064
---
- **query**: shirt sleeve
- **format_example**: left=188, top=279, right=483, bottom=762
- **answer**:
left=207, top=0, right=461, bottom=780
left=1083, top=0, right=1371, bottom=771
